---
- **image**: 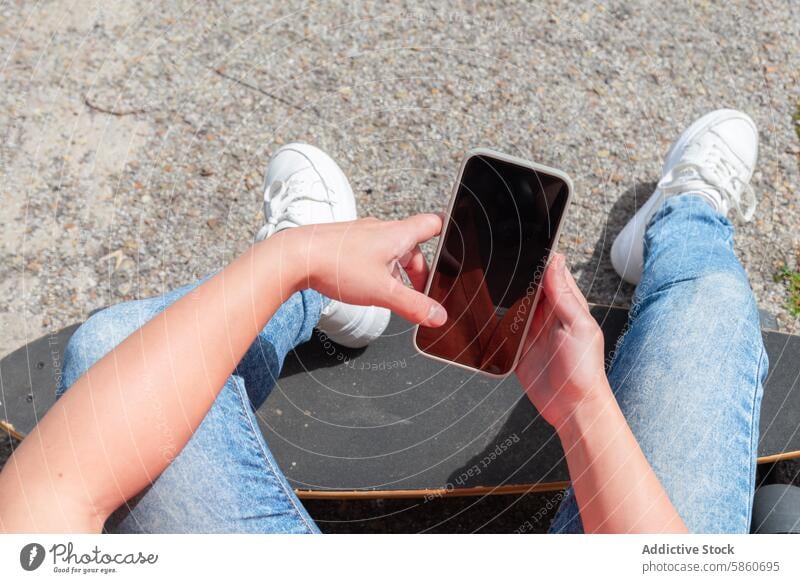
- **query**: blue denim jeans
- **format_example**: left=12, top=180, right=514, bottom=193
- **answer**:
left=550, top=195, right=768, bottom=533
left=58, top=195, right=767, bottom=533
left=59, top=287, right=326, bottom=533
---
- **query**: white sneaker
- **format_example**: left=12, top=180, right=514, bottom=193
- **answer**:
left=256, top=143, right=390, bottom=348
left=610, top=109, right=759, bottom=285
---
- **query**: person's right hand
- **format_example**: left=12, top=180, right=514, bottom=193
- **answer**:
left=515, top=254, right=610, bottom=429
left=276, top=214, right=448, bottom=327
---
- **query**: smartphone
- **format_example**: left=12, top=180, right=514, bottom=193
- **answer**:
left=413, top=149, right=573, bottom=377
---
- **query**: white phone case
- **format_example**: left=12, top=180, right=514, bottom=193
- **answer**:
left=412, top=148, right=574, bottom=378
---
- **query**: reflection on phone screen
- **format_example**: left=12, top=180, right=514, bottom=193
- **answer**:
left=416, top=154, right=569, bottom=375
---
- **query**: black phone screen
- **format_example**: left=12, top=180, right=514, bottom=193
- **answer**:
left=415, top=154, right=570, bottom=375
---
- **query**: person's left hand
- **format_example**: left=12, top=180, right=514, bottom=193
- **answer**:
left=515, top=254, right=609, bottom=429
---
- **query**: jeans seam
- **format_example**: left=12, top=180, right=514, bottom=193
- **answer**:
left=231, top=378, right=317, bottom=534
left=744, top=343, right=766, bottom=531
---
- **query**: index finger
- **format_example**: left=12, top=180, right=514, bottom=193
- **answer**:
left=398, top=213, right=443, bottom=244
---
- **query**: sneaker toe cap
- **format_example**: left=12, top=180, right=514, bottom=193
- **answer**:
left=712, top=115, right=758, bottom=169
left=265, top=146, right=316, bottom=184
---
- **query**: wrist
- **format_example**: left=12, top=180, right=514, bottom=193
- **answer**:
left=553, top=380, right=618, bottom=446
left=254, top=229, right=310, bottom=299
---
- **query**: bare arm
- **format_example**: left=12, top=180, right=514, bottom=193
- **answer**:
left=0, top=215, right=446, bottom=532
left=516, top=255, right=686, bottom=533
left=556, top=382, right=686, bottom=533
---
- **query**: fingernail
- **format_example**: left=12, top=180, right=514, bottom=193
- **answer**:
left=427, top=304, right=447, bottom=326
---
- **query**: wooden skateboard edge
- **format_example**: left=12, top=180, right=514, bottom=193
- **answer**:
left=0, top=420, right=25, bottom=441
left=294, top=481, right=571, bottom=500
left=757, top=450, right=800, bottom=464
left=293, top=450, right=800, bottom=500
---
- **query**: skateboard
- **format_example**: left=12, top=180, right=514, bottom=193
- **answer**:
left=1, top=305, right=798, bottom=499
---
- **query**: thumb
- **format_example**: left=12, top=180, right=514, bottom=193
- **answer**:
left=541, top=254, right=585, bottom=327
left=385, top=278, right=447, bottom=326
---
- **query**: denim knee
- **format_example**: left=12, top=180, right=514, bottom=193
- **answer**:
left=635, top=269, right=755, bottom=319
left=59, top=301, right=158, bottom=397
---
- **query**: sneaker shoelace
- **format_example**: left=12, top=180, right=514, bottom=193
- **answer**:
left=256, top=173, right=335, bottom=240
left=657, top=137, right=756, bottom=221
